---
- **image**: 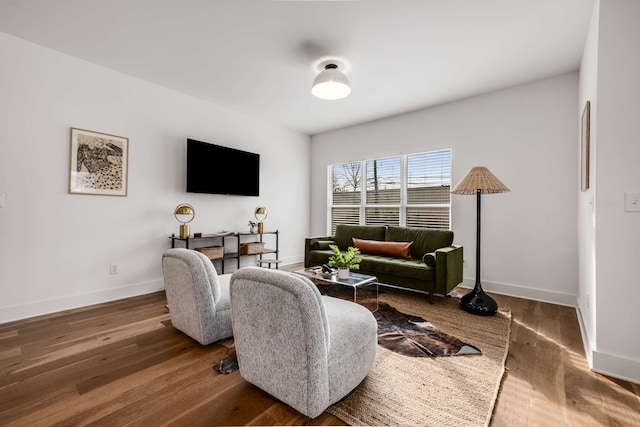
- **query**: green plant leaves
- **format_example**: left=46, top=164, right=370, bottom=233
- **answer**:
left=328, top=245, right=362, bottom=269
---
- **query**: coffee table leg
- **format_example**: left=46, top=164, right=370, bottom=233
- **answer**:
left=354, top=281, right=378, bottom=312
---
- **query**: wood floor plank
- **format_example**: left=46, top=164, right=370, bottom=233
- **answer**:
left=597, top=375, right=640, bottom=426
left=491, top=341, right=533, bottom=427
left=1, top=276, right=639, bottom=426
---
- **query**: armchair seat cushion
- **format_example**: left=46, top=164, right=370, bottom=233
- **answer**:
left=216, top=274, right=232, bottom=312
left=323, top=296, right=378, bottom=403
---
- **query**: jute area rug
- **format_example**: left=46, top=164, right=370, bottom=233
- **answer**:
left=327, top=291, right=511, bottom=427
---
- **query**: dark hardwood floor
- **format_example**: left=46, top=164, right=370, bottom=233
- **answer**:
left=1, top=265, right=638, bottom=426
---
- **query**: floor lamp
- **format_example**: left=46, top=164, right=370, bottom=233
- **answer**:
left=451, top=167, right=510, bottom=316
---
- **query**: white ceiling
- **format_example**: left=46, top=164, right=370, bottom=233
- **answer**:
left=0, top=0, right=594, bottom=135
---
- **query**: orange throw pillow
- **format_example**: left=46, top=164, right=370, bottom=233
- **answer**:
left=352, top=238, right=413, bottom=260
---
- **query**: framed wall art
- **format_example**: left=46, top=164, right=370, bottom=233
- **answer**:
left=69, top=128, right=129, bottom=196
left=581, top=101, right=590, bottom=192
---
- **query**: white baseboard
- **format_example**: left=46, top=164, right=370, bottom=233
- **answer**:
left=280, top=254, right=304, bottom=266
left=0, top=279, right=165, bottom=324
left=459, top=277, right=578, bottom=307
left=575, top=305, right=595, bottom=367
left=592, top=350, right=640, bottom=384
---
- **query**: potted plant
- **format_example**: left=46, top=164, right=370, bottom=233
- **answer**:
left=248, top=221, right=258, bottom=233
left=328, top=244, right=362, bottom=279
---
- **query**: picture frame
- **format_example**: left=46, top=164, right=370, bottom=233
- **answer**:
left=581, top=101, right=590, bottom=192
left=69, top=128, right=129, bottom=196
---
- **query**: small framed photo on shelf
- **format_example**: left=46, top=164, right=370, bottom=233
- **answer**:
left=69, top=128, right=129, bottom=196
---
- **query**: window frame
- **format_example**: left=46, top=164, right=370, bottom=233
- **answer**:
left=327, top=149, right=452, bottom=234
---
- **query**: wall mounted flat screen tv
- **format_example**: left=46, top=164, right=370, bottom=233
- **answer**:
left=186, top=139, right=260, bottom=196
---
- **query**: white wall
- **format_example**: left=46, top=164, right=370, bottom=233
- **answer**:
left=590, top=0, right=640, bottom=382
left=0, top=32, right=310, bottom=323
left=311, top=73, right=579, bottom=305
left=577, top=0, right=599, bottom=366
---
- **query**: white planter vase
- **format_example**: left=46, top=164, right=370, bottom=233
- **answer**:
left=337, top=268, right=350, bottom=280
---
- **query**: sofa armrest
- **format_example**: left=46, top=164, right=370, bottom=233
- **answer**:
left=305, top=236, right=335, bottom=267
left=432, top=245, right=463, bottom=295
left=422, top=252, right=436, bottom=267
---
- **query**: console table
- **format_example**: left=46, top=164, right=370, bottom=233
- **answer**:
left=169, top=230, right=279, bottom=274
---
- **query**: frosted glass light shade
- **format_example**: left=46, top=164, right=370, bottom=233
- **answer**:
left=311, top=64, right=351, bottom=100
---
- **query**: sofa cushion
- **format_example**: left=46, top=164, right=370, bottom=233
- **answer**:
left=359, top=255, right=434, bottom=281
left=386, top=226, right=453, bottom=259
left=311, top=240, right=334, bottom=250
left=307, top=249, right=334, bottom=266
left=334, top=225, right=386, bottom=250
left=353, top=238, right=413, bottom=259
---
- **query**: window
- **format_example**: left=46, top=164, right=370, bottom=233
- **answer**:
left=365, top=157, right=401, bottom=227
left=330, top=162, right=362, bottom=234
left=406, top=150, right=451, bottom=229
left=329, top=150, right=451, bottom=233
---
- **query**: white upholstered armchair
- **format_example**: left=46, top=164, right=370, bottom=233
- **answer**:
left=162, top=248, right=233, bottom=345
left=230, top=267, right=377, bottom=418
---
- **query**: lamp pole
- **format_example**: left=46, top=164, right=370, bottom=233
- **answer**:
left=476, top=189, right=481, bottom=286
left=459, top=188, right=498, bottom=316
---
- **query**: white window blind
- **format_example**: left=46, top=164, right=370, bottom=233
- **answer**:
left=329, top=149, right=451, bottom=232
left=406, top=150, right=451, bottom=229
left=330, top=162, right=362, bottom=234
left=366, top=157, right=401, bottom=205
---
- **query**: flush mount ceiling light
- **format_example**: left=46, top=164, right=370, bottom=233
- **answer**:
left=311, top=63, right=351, bottom=100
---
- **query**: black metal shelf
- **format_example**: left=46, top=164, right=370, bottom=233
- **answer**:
left=169, top=230, right=279, bottom=273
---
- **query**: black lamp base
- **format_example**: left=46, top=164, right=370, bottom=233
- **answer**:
left=460, top=283, right=498, bottom=316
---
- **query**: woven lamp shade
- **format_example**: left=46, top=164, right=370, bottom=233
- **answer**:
left=451, top=166, right=510, bottom=195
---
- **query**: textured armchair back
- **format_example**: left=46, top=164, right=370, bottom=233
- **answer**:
left=162, top=248, right=222, bottom=344
left=230, top=267, right=331, bottom=417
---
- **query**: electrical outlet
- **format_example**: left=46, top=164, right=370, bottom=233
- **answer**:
left=0, top=193, right=4, bottom=208
left=109, top=264, right=119, bottom=275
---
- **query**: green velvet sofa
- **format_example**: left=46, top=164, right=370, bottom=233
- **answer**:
left=304, top=225, right=463, bottom=303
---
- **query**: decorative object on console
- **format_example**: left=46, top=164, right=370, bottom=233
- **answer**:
left=328, top=244, right=362, bottom=279
left=240, top=242, right=265, bottom=255
left=311, top=60, right=351, bottom=100
left=195, top=245, right=223, bottom=260
left=254, top=206, right=268, bottom=233
left=248, top=221, right=258, bottom=233
left=69, top=128, right=129, bottom=196
left=174, top=204, right=195, bottom=239
left=451, top=166, right=510, bottom=316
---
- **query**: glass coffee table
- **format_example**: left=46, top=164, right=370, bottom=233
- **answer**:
left=293, top=267, right=378, bottom=312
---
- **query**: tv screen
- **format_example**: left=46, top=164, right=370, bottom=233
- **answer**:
left=186, top=139, right=260, bottom=196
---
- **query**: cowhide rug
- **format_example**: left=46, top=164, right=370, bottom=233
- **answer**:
left=214, top=284, right=479, bottom=373
left=374, top=301, right=480, bottom=357
left=315, top=281, right=480, bottom=357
